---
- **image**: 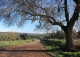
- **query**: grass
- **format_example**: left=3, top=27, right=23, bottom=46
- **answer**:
left=0, top=40, right=33, bottom=47
left=41, top=39, right=80, bottom=57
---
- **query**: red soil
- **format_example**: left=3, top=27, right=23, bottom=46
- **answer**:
left=0, top=40, right=52, bottom=57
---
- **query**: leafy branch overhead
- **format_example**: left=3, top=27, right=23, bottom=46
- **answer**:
left=0, top=0, right=79, bottom=29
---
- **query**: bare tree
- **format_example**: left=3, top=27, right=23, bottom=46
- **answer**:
left=0, top=0, right=80, bottom=50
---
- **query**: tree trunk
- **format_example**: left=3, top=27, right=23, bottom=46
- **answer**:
left=62, top=26, right=75, bottom=50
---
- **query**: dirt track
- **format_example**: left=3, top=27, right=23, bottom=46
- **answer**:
left=0, top=40, right=52, bottom=57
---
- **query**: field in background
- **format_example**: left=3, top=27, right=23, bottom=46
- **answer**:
left=0, top=40, right=33, bottom=47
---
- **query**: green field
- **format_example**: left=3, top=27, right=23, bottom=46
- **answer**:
left=0, top=40, right=33, bottom=47
left=41, top=39, right=80, bottom=57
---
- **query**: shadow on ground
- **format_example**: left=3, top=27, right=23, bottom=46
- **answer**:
left=40, top=39, right=80, bottom=57
left=0, top=49, right=54, bottom=52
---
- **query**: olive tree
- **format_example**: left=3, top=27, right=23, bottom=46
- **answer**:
left=56, top=30, right=65, bottom=39
left=0, top=0, right=80, bottom=50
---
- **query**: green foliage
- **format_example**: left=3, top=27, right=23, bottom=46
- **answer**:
left=19, top=33, right=42, bottom=40
left=0, top=40, right=33, bottom=47
left=24, top=33, right=28, bottom=40
left=55, top=30, right=65, bottom=39
left=42, top=30, right=66, bottom=40
left=41, top=39, right=80, bottom=57
left=0, top=32, right=20, bottom=41
left=0, top=32, right=43, bottom=41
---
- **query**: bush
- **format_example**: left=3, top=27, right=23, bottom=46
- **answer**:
left=0, top=32, right=20, bottom=41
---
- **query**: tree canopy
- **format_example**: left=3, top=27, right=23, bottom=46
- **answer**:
left=0, top=0, right=80, bottom=51
left=0, top=0, right=79, bottom=29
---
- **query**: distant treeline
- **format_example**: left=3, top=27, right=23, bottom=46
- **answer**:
left=0, top=32, right=42, bottom=41
left=43, top=30, right=80, bottom=40
left=0, top=32, right=20, bottom=41
left=0, top=30, right=80, bottom=41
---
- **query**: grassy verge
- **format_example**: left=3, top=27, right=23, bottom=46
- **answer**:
left=41, top=39, right=80, bottom=57
left=0, top=40, right=33, bottom=47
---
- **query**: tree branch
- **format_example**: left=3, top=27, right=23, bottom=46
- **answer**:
left=69, top=1, right=80, bottom=28
left=64, top=0, right=69, bottom=25
left=30, top=12, right=65, bottom=28
left=47, top=18, right=64, bottom=28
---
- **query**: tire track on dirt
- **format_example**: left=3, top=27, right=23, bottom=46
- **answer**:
left=0, top=40, right=52, bottom=57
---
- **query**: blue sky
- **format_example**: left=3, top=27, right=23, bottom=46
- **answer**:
left=0, top=0, right=75, bottom=33
left=0, top=21, right=42, bottom=33
left=0, top=20, right=61, bottom=33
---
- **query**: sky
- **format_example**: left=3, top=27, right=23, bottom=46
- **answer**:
left=0, top=20, right=61, bottom=33
left=0, top=21, right=43, bottom=33
left=0, top=0, right=75, bottom=33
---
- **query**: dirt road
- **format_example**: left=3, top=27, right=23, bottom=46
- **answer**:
left=0, top=40, right=52, bottom=57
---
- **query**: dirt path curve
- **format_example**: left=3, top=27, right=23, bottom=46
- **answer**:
left=0, top=40, right=52, bottom=57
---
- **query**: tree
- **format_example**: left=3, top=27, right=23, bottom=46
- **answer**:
left=0, top=0, right=80, bottom=50
left=72, top=29, right=77, bottom=38
left=24, top=33, right=28, bottom=40
left=77, top=29, right=80, bottom=38
left=56, top=30, right=65, bottom=39
left=0, top=32, right=20, bottom=41
left=49, top=31, right=56, bottom=38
